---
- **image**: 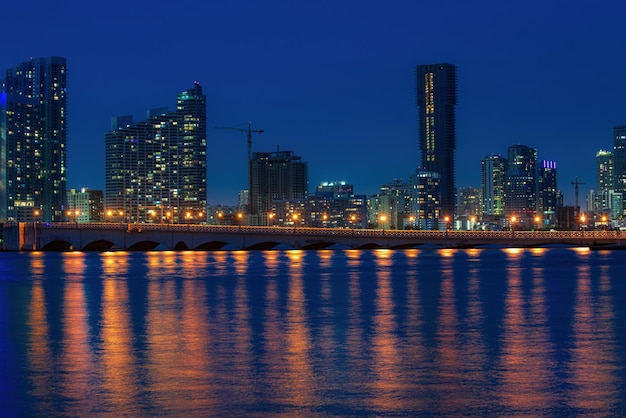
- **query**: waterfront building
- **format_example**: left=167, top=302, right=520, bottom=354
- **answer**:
left=504, top=144, right=537, bottom=219
left=249, top=150, right=308, bottom=225
left=481, top=154, right=507, bottom=216
left=307, top=181, right=366, bottom=228
left=366, top=179, right=411, bottom=229
left=596, top=149, right=614, bottom=212
left=458, top=187, right=482, bottom=219
left=1, top=57, right=67, bottom=222
left=105, top=83, right=206, bottom=223
left=67, top=188, right=104, bottom=223
left=614, top=126, right=626, bottom=195
left=416, top=63, right=457, bottom=220
left=536, top=160, right=558, bottom=227
left=409, top=169, right=441, bottom=230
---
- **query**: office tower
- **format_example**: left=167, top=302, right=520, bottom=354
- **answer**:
left=505, top=144, right=537, bottom=217
left=481, top=154, right=507, bottom=216
left=409, top=169, right=441, bottom=230
left=248, top=150, right=308, bottom=225
left=596, top=149, right=613, bottom=211
left=105, top=83, right=206, bottom=223
left=613, top=126, right=626, bottom=213
left=416, top=63, right=457, bottom=219
left=1, top=57, right=67, bottom=222
left=537, top=160, right=558, bottom=226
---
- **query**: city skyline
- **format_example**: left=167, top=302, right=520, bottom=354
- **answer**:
left=2, top=1, right=626, bottom=206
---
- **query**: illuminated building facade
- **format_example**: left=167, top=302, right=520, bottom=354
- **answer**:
left=504, top=144, right=537, bottom=217
left=458, top=187, right=482, bottom=218
left=481, top=154, right=507, bottom=216
left=105, top=83, right=206, bottom=223
left=416, top=63, right=457, bottom=219
left=536, top=160, right=558, bottom=226
left=613, top=126, right=626, bottom=217
left=1, top=57, right=67, bottom=222
left=595, top=149, right=613, bottom=212
left=66, top=188, right=104, bottom=223
left=249, top=150, right=308, bottom=225
left=409, top=169, right=440, bottom=230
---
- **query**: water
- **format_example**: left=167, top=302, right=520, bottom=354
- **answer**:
left=1, top=248, right=626, bottom=416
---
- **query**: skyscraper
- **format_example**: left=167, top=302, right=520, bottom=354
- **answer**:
left=105, top=83, right=206, bottom=223
left=481, top=154, right=507, bottom=216
left=1, top=57, right=67, bottom=222
left=416, top=63, right=457, bottom=219
left=537, top=160, right=558, bottom=226
left=596, top=149, right=613, bottom=211
left=505, top=144, right=537, bottom=217
left=248, top=150, right=308, bottom=225
left=613, top=126, right=626, bottom=214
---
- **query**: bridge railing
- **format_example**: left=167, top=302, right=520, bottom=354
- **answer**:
left=38, top=222, right=622, bottom=241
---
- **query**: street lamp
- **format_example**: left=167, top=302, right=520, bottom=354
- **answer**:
left=409, top=215, right=415, bottom=230
left=379, top=214, right=387, bottom=231
left=444, top=216, right=450, bottom=230
left=534, top=216, right=541, bottom=231
left=217, top=212, right=223, bottom=225
left=292, top=213, right=299, bottom=230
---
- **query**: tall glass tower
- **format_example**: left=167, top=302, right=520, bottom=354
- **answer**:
left=596, top=149, right=613, bottom=211
left=504, top=144, right=537, bottom=217
left=105, top=83, right=206, bottom=223
left=481, top=154, right=507, bottom=216
left=416, top=63, right=457, bottom=220
left=1, top=57, right=67, bottom=222
left=613, top=126, right=626, bottom=194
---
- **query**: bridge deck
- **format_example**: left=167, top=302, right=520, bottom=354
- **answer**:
left=3, top=222, right=621, bottom=251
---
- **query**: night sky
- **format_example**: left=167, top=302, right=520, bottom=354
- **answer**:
left=3, top=0, right=625, bottom=206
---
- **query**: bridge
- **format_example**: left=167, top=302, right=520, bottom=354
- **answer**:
left=2, top=222, right=625, bottom=251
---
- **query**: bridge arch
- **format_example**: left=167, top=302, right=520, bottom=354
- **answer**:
left=82, top=239, right=115, bottom=252
left=41, top=240, right=73, bottom=251
left=127, top=240, right=160, bottom=251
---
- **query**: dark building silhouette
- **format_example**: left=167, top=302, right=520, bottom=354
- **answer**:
left=416, top=63, right=457, bottom=220
left=249, top=150, right=308, bottom=225
left=105, top=83, right=207, bottom=223
left=1, top=57, right=67, bottom=222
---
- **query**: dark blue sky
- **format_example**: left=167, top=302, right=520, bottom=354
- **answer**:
left=3, top=0, right=625, bottom=206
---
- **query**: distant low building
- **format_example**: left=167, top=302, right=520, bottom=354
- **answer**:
left=67, top=188, right=104, bottom=223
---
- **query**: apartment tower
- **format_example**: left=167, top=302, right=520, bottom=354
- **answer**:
left=416, top=63, right=457, bottom=220
left=1, top=57, right=67, bottom=222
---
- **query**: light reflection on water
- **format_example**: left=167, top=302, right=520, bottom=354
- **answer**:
left=1, top=248, right=626, bottom=416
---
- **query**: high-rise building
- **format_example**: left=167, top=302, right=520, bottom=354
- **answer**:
left=505, top=144, right=537, bottom=217
left=537, top=160, right=558, bottom=226
left=596, top=149, right=613, bottom=211
left=416, top=63, right=457, bottom=219
left=409, top=169, right=441, bottom=230
left=481, top=154, right=507, bottom=216
left=613, top=126, right=626, bottom=216
left=248, top=150, right=308, bottom=225
left=1, top=57, right=67, bottom=222
left=105, top=83, right=206, bottom=223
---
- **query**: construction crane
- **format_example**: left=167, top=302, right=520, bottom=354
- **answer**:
left=216, top=122, right=264, bottom=163
left=215, top=122, right=265, bottom=214
left=571, top=176, right=585, bottom=209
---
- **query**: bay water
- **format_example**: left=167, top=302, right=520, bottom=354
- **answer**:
left=1, top=248, right=626, bottom=416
